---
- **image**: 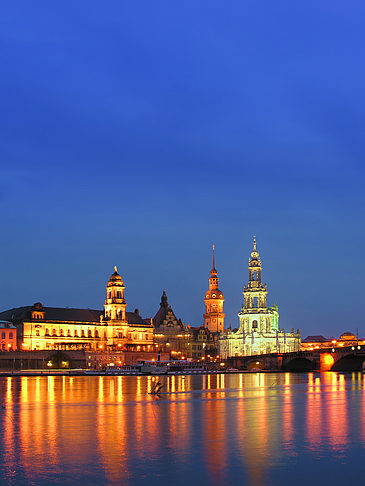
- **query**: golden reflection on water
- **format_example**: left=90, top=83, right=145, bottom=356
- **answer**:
left=0, top=373, right=365, bottom=486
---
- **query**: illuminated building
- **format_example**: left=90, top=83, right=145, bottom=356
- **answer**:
left=0, top=321, right=17, bottom=351
left=0, top=267, right=153, bottom=351
left=189, top=326, right=217, bottom=360
left=152, top=290, right=190, bottom=357
left=219, top=238, right=300, bottom=358
left=204, top=245, right=225, bottom=333
left=301, top=331, right=365, bottom=351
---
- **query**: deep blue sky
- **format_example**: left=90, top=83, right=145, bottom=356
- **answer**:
left=1, top=1, right=365, bottom=338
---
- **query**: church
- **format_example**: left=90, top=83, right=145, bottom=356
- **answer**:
left=219, top=238, right=300, bottom=358
left=0, top=267, right=154, bottom=351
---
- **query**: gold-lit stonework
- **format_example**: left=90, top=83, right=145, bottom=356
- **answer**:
left=204, top=245, right=225, bottom=334
left=219, top=238, right=300, bottom=358
left=0, top=268, right=153, bottom=351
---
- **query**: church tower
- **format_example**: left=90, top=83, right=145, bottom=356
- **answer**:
left=104, top=266, right=127, bottom=322
left=204, top=245, right=225, bottom=333
left=239, top=237, right=278, bottom=334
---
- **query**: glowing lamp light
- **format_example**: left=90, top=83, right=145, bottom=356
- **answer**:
left=99, top=345, right=103, bottom=349
left=118, top=344, right=122, bottom=347
left=256, top=361, right=260, bottom=365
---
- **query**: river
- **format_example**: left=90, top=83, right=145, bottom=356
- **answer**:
left=0, top=372, right=364, bottom=486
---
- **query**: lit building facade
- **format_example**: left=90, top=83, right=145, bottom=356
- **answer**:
left=301, top=331, right=365, bottom=351
left=0, top=268, right=154, bottom=351
left=152, top=290, right=190, bottom=358
left=0, top=320, right=17, bottom=351
left=219, top=238, right=300, bottom=358
left=204, top=245, right=225, bottom=333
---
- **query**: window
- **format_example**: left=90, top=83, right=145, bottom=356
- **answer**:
left=253, top=297, right=258, bottom=308
left=95, top=330, right=99, bottom=338
left=1, top=332, right=5, bottom=339
left=74, top=330, right=78, bottom=337
left=67, top=330, right=71, bottom=337
left=252, top=320, right=258, bottom=329
left=36, top=330, right=40, bottom=336
left=9, top=333, right=13, bottom=339
left=118, top=332, right=123, bottom=338
left=45, top=328, right=50, bottom=336
left=52, top=329, right=57, bottom=336
left=88, top=330, right=92, bottom=337
left=117, top=291, right=121, bottom=299
left=81, top=330, right=85, bottom=337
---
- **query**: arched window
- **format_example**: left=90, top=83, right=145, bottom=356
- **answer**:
left=95, top=330, right=99, bottom=338
left=88, top=330, right=92, bottom=337
left=252, top=320, right=258, bottom=329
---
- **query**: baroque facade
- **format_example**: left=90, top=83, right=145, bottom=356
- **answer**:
left=0, top=267, right=154, bottom=351
left=219, top=238, right=300, bottom=358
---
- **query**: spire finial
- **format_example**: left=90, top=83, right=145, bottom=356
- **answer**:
left=114, top=265, right=118, bottom=273
left=253, top=236, right=256, bottom=251
left=212, top=243, right=216, bottom=270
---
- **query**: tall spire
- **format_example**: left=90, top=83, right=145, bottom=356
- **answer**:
left=210, top=244, right=217, bottom=277
left=251, top=236, right=260, bottom=261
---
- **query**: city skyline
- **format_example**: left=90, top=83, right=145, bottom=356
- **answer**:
left=0, top=237, right=360, bottom=340
left=1, top=2, right=365, bottom=339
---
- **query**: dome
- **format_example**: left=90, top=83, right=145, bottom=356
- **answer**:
left=340, top=331, right=356, bottom=341
left=205, top=289, right=224, bottom=300
left=107, top=266, right=124, bottom=285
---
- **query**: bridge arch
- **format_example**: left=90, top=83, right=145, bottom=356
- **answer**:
left=283, top=357, right=314, bottom=372
left=331, top=354, right=365, bottom=371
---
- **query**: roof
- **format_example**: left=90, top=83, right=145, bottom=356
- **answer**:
left=302, top=335, right=329, bottom=343
left=0, top=306, right=150, bottom=327
left=153, top=305, right=184, bottom=330
left=0, top=320, right=16, bottom=329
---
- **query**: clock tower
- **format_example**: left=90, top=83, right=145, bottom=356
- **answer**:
left=204, top=245, right=225, bottom=333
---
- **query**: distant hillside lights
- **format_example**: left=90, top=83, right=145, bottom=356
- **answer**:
left=219, top=237, right=300, bottom=358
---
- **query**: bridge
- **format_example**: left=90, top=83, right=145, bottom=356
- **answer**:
left=226, top=345, right=365, bottom=372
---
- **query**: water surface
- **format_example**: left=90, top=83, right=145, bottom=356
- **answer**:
left=0, top=372, right=364, bottom=486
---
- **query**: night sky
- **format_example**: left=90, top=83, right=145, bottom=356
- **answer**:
left=1, top=1, right=365, bottom=339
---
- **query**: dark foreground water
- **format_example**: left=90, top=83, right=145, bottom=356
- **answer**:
left=0, top=372, right=364, bottom=486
